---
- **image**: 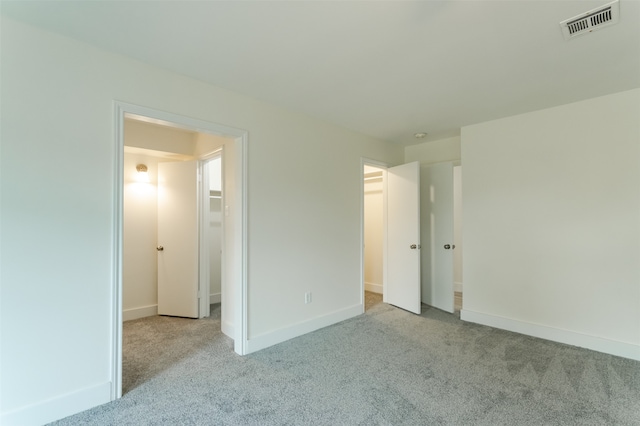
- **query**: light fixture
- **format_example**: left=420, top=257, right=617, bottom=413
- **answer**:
left=136, top=164, right=149, bottom=182
left=414, top=132, right=428, bottom=139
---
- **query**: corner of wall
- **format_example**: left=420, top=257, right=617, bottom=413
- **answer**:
left=1, top=382, right=112, bottom=426
left=245, top=304, right=362, bottom=354
left=404, top=134, right=461, bottom=165
left=461, top=309, right=640, bottom=361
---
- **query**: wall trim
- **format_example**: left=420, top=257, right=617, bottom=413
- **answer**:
left=0, top=381, right=111, bottom=426
left=461, top=309, right=640, bottom=361
left=364, top=282, right=383, bottom=294
left=209, top=293, right=221, bottom=304
left=221, top=320, right=234, bottom=339
left=122, top=304, right=158, bottom=322
left=246, top=304, right=362, bottom=354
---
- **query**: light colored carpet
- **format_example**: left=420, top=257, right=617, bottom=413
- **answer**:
left=364, top=290, right=382, bottom=311
left=49, top=298, right=640, bottom=425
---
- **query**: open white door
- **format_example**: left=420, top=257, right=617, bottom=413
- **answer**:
left=157, top=161, right=199, bottom=318
left=385, top=161, right=421, bottom=314
left=421, top=162, right=454, bottom=313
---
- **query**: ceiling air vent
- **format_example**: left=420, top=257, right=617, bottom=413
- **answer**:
left=560, top=0, right=619, bottom=40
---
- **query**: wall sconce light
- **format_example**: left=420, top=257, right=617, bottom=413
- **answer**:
left=136, top=164, right=149, bottom=182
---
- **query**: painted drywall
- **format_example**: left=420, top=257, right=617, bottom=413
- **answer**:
left=0, top=16, right=402, bottom=424
left=123, top=153, right=160, bottom=320
left=195, top=132, right=228, bottom=158
left=461, top=88, right=640, bottom=359
left=364, top=175, right=384, bottom=294
left=404, top=135, right=461, bottom=166
left=125, top=119, right=196, bottom=155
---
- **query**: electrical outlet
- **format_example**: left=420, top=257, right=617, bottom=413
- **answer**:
left=304, top=292, right=312, bottom=304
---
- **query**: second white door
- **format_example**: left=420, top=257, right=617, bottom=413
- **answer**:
left=421, top=162, right=454, bottom=313
left=157, top=161, right=199, bottom=318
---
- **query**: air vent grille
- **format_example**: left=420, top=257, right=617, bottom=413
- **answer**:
left=591, top=8, right=612, bottom=26
left=560, top=0, right=619, bottom=40
left=567, top=19, right=590, bottom=36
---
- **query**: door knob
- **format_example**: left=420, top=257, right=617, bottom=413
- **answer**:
left=444, top=244, right=451, bottom=249
left=157, top=246, right=164, bottom=251
left=410, top=244, right=421, bottom=249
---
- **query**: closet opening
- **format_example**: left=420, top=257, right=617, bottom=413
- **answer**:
left=363, top=164, right=385, bottom=311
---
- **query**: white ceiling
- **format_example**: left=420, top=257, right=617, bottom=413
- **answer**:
left=3, top=0, right=639, bottom=145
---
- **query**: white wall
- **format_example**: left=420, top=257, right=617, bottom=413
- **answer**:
left=364, top=175, right=384, bottom=294
left=0, top=16, right=403, bottom=424
left=405, top=135, right=461, bottom=166
left=460, top=88, right=640, bottom=360
left=195, top=132, right=228, bottom=158
left=125, top=119, right=196, bottom=155
left=123, top=153, right=160, bottom=320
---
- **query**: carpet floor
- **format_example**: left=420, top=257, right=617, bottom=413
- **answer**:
left=49, top=295, right=640, bottom=425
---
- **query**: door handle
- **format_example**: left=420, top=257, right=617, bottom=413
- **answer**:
left=410, top=244, right=421, bottom=249
left=157, top=246, right=164, bottom=251
left=444, top=244, right=451, bottom=249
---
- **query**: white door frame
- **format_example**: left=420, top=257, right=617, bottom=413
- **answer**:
left=112, top=101, right=249, bottom=400
left=360, top=158, right=389, bottom=312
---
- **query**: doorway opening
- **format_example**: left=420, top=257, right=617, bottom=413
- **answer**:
left=361, top=159, right=462, bottom=316
left=363, top=163, right=385, bottom=312
left=123, top=118, right=226, bottom=321
left=361, top=159, right=422, bottom=315
left=112, top=102, right=248, bottom=400
left=203, top=154, right=223, bottom=315
left=122, top=118, right=228, bottom=394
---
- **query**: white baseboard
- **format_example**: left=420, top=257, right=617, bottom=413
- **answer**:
left=123, top=304, right=157, bottom=321
left=221, top=320, right=234, bottom=339
left=365, top=282, right=383, bottom=294
left=1, top=381, right=111, bottom=426
left=246, top=304, right=363, bottom=354
left=454, top=281, right=463, bottom=293
left=461, top=309, right=640, bottom=361
left=209, top=293, right=221, bottom=304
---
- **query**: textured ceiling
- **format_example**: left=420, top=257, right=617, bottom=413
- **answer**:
left=3, top=0, right=639, bottom=145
